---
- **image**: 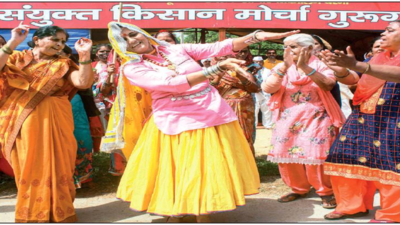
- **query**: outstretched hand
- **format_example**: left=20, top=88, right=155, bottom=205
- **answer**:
left=257, top=30, right=300, bottom=41
left=319, top=46, right=358, bottom=69
left=9, top=22, right=30, bottom=48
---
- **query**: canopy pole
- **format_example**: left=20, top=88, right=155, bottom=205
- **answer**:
left=219, top=29, right=226, bottom=41
left=110, top=2, right=123, bottom=84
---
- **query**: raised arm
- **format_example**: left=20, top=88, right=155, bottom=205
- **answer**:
left=181, top=30, right=300, bottom=62
left=68, top=38, right=94, bottom=89
left=0, top=22, right=30, bottom=71
left=232, top=29, right=300, bottom=52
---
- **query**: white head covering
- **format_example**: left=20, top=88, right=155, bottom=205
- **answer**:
left=253, top=56, right=263, bottom=61
left=108, top=21, right=169, bottom=64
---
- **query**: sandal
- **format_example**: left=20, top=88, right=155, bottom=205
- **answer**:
left=324, top=210, right=369, bottom=220
left=320, top=195, right=337, bottom=209
left=277, top=192, right=307, bottom=203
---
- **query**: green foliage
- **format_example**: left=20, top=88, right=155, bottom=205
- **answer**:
left=175, top=29, right=283, bottom=57
left=255, top=157, right=280, bottom=176
left=0, top=172, right=16, bottom=195
left=91, top=152, right=121, bottom=192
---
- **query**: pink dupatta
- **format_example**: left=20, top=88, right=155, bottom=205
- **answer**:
left=268, top=56, right=346, bottom=128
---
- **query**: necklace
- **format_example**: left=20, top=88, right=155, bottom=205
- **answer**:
left=144, top=51, right=177, bottom=71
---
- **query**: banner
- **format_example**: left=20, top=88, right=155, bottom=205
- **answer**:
left=0, top=2, right=398, bottom=30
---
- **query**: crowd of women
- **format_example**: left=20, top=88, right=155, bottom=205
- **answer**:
left=0, top=19, right=400, bottom=223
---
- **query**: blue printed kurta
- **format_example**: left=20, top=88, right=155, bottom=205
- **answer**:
left=325, top=82, right=400, bottom=186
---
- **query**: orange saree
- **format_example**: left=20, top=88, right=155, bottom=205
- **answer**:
left=0, top=50, right=79, bottom=223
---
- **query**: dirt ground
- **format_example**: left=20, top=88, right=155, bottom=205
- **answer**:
left=0, top=128, right=379, bottom=223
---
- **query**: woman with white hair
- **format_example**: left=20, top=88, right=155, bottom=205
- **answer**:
left=262, top=33, right=346, bottom=208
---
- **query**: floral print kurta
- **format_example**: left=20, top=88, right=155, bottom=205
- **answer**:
left=268, top=76, right=337, bottom=165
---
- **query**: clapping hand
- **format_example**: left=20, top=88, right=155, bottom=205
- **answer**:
left=297, top=47, right=312, bottom=69
left=319, top=46, right=358, bottom=69
left=281, top=47, right=294, bottom=71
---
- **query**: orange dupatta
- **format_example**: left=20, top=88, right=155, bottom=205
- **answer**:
left=353, top=51, right=400, bottom=114
left=0, top=50, right=78, bottom=163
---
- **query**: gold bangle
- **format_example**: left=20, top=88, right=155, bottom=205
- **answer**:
left=3, top=44, right=13, bottom=53
left=363, top=62, right=370, bottom=74
left=79, top=59, right=92, bottom=65
left=334, top=69, right=351, bottom=79
left=1, top=45, right=13, bottom=55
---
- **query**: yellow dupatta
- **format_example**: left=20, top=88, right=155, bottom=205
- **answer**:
left=100, top=22, right=158, bottom=160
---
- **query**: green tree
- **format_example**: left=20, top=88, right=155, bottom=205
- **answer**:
left=175, top=29, right=284, bottom=58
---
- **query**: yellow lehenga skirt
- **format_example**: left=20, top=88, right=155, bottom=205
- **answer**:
left=116, top=116, right=260, bottom=216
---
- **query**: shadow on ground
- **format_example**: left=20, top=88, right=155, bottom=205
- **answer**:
left=0, top=205, right=15, bottom=213
left=72, top=194, right=376, bottom=223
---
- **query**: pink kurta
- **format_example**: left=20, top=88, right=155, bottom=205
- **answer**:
left=123, top=39, right=238, bottom=135
left=267, top=57, right=338, bottom=165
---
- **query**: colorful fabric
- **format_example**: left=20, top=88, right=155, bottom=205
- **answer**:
left=214, top=71, right=256, bottom=154
left=263, top=59, right=282, bottom=70
left=268, top=56, right=346, bottom=128
left=251, top=65, right=273, bottom=128
left=76, top=89, right=104, bottom=153
left=109, top=149, right=127, bottom=176
left=71, top=94, right=93, bottom=188
left=0, top=151, right=14, bottom=177
left=108, top=22, right=237, bottom=135
left=0, top=50, right=79, bottom=222
left=330, top=176, right=375, bottom=215
left=325, top=82, right=400, bottom=186
left=108, top=22, right=260, bottom=216
left=279, top=163, right=332, bottom=196
left=100, top=73, right=152, bottom=159
left=353, top=51, right=400, bottom=114
left=267, top=56, right=345, bottom=165
left=331, top=176, right=400, bottom=222
left=121, top=41, right=238, bottom=135
left=116, top=116, right=260, bottom=216
left=338, top=82, right=354, bottom=118
left=93, top=60, right=119, bottom=113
